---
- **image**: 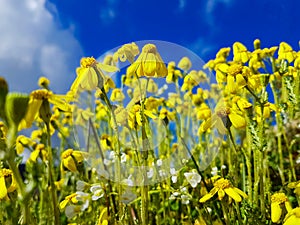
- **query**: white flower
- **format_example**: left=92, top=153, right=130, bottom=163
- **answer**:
left=122, top=175, right=134, bottom=186
left=157, top=159, right=163, bottom=166
left=121, top=189, right=137, bottom=204
left=221, top=165, right=227, bottom=170
left=76, top=180, right=89, bottom=191
left=181, top=194, right=190, bottom=205
left=211, top=166, right=218, bottom=176
left=121, top=153, right=127, bottom=163
left=65, top=205, right=82, bottom=219
left=75, top=191, right=90, bottom=211
left=170, top=168, right=178, bottom=183
left=90, top=185, right=105, bottom=201
left=147, top=168, right=154, bottom=178
left=184, top=170, right=201, bottom=188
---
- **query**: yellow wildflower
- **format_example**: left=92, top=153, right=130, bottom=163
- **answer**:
left=61, top=149, right=85, bottom=172
left=38, top=76, right=50, bottom=89
left=127, top=44, right=168, bottom=78
left=271, top=193, right=292, bottom=223
left=16, top=135, right=34, bottom=155
left=28, top=143, right=48, bottom=163
left=278, top=42, right=296, bottom=63
left=159, top=107, right=176, bottom=123
left=199, top=177, right=247, bottom=203
left=70, top=57, right=119, bottom=94
left=100, top=134, right=113, bottom=150
left=0, top=168, right=17, bottom=200
left=196, top=103, right=211, bottom=120
left=113, top=42, right=139, bottom=64
left=110, top=88, right=125, bottom=102
left=283, top=207, right=300, bottom=225
left=178, top=56, right=192, bottom=71
left=233, top=42, right=250, bottom=63
left=181, top=70, right=201, bottom=91
left=166, top=61, right=182, bottom=83
left=59, top=193, right=79, bottom=210
left=128, top=104, right=157, bottom=129
left=287, top=180, right=300, bottom=195
left=18, top=89, right=72, bottom=130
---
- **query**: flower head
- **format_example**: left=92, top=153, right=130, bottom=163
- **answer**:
left=0, top=169, right=17, bottom=200
left=199, top=177, right=247, bottom=203
left=184, top=170, right=201, bottom=188
left=283, top=207, right=300, bottom=225
left=271, top=193, right=292, bottom=223
left=61, top=149, right=85, bottom=172
left=113, top=42, right=139, bottom=64
left=127, top=44, right=168, bottom=78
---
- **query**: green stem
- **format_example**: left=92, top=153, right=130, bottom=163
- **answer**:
left=46, top=123, right=60, bottom=225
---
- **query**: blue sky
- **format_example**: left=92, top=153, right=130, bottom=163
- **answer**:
left=1, top=0, right=299, bottom=93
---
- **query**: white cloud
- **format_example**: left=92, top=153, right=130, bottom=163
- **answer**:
left=0, top=0, right=83, bottom=93
left=205, top=0, right=234, bottom=27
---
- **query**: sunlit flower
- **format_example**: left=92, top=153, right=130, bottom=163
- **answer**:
left=61, top=149, right=85, bottom=172
left=184, top=170, right=201, bottom=188
left=283, top=207, right=300, bottom=225
left=16, top=135, right=34, bottom=155
left=159, top=107, right=176, bottom=124
left=271, top=193, right=292, bottom=223
left=90, top=184, right=105, bottom=201
left=278, top=42, right=296, bottom=63
left=127, top=44, right=168, bottom=77
left=0, top=168, right=17, bottom=200
left=65, top=204, right=82, bottom=219
left=196, top=103, right=212, bottom=120
left=233, top=42, right=250, bottom=63
left=70, top=57, right=119, bottom=94
left=199, top=177, right=247, bottom=203
left=28, top=143, right=48, bottom=163
left=178, top=56, right=192, bottom=71
left=166, top=61, right=182, bottom=83
left=113, top=42, right=139, bottom=64
left=287, top=180, right=300, bottom=195
left=128, top=104, right=157, bottom=129
left=100, top=134, right=113, bottom=150
left=18, top=89, right=72, bottom=130
left=110, top=88, right=125, bottom=102
left=181, top=70, right=201, bottom=91
left=38, top=76, right=50, bottom=89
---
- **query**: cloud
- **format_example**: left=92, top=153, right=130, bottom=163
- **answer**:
left=0, top=0, right=83, bottom=93
left=205, top=0, right=235, bottom=27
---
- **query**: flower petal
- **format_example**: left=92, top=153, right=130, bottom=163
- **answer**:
left=199, top=187, right=217, bottom=203
left=224, top=187, right=242, bottom=202
left=0, top=176, right=7, bottom=199
left=271, top=202, right=282, bottom=223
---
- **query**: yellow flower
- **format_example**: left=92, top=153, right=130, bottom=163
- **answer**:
left=181, top=70, right=201, bottom=91
left=166, top=61, right=182, bottom=83
left=159, top=107, right=176, bottom=123
left=128, top=104, right=157, bottom=129
left=199, top=177, right=247, bottom=203
left=70, top=57, right=119, bottom=94
left=255, top=102, right=277, bottom=123
left=283, top=207, right=300, bottom=225
left=38, top=76, right=50, bottom=89
left=271, top=193, right=292, bottom=223
left=113, top=42, right=139, bottom=64
left=61, top=149, right=85, bottom=172
left=196, top=103, right=211, bottom=120
left=59, top=193, right=79, bottom=210
left=127, top=44, right=168, bottom=78
left=28, top=143, right=48, bottom=163
left=16, top=135, right=34, bottom=155
left=178, top=56, right=192, bottom=71
left=287, top=180, right=300, bottom=195
left=144, top=97, right=163, bottom=112
left=199, top=98, right=250, bottom=134
left=0, top=168, right=17, bottom=200
left=233, top=42, right=250, bottom=63
left=100, top=134, right=113, bottom=150
left=278, top=42, right=296, bottom=63
left=110, top=88, right=125, bottom=102
left=18, top=89, right=72, bottom=130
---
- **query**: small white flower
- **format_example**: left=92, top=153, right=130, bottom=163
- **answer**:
left=170, top=168, right=178, bottom=183
left=121, top=190, right=137, bottom=204
left=122, top=175, right=134, bottom=186
left=211, top=166, right=218, bottom=176
left=90, top=185, right=105, bottom=201
left=184, top=170, right=201, bottom=188
left=157, top=159, right=163, bottom=166
left=181, top=194, right=190, bottom=205
left=121, top=153, right=127, bottom=163
left=65, top=205, right=82, bottom=219
left=221, top=165, right=227, bottom=170
left=159, top=169, right=167, bottom=178
left=104, top=158, right=111, bottom=166
left=76, top=180, right=89, bottom=191
left=75, top=191, right=90, bottom=211
left=147, top=168, right=154, bottom=178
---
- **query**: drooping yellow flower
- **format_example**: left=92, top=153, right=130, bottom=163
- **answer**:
left=178, top=56, right=192, bottom=71
left=278, top=42, right=296, bottom=63
left=233, top=42, right=250, bottom=63
left=113, top=42, right=140, bottom=64
left=110, top=88, right=125, bottom=102
left=181, top=70, right=201, bottom=91
left=283, top=207, right=300, bottom=225
left=61, top=149, right=85, bottom=172
left=128, top=104, right=157, bottom=129
left=271, top=193, right=292, bottom=223
left=199, top=177, right=247, bottom=203
left=127, top=44, right=168, bottom=78
left=255, top=102, right=277, bottom=123
left=59, top=193, right=79, bottom=210
left=28, top=143, right=48, bottom=163
left=203, top=47, right=230, bottom=70
left=166, top=61, right=182, bottom=83
left=159, top=107, right=176, bottom=124
left=287, top=180, right=300, bottom=196
left=70, top=57, right=119, bottom=94
left=18, top=89, right=72, bottom=130
left=16, top=135, right=34, bottom=155
left=100, top=134, right=113, bottom=150
left=196, top=103, right=211, bottom=120
left=38, top=76, right=50, bottom=89
left=0, top=168, right=17, bottom=200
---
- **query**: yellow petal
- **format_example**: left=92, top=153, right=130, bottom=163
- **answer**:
left=284, top=216, right=300, bottom=225
left=143, top=53, right=156, bottom=77
left=224, top=187, right=242, bottom=202
left=63, top=157, right=77, bottom=172
left=228, top=112, right=246, bottom=129
left=96, top=62, right=119, bottom=73
left=233, top=187, right=248, bottom=199
left=199, top=187, right=217, bottom=203
left=218, top=189, right=225, bottom=200
left=79, top=68, right=98, bottom=91
left=236, top=74, right=246, bottom=88
left=271, top=202, right=282, bottom=223
left=29, top=149, right=40, bottom=162
left=59, top=199, right=69, bottom=210
left=0, top=176, right=7, bottom=199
